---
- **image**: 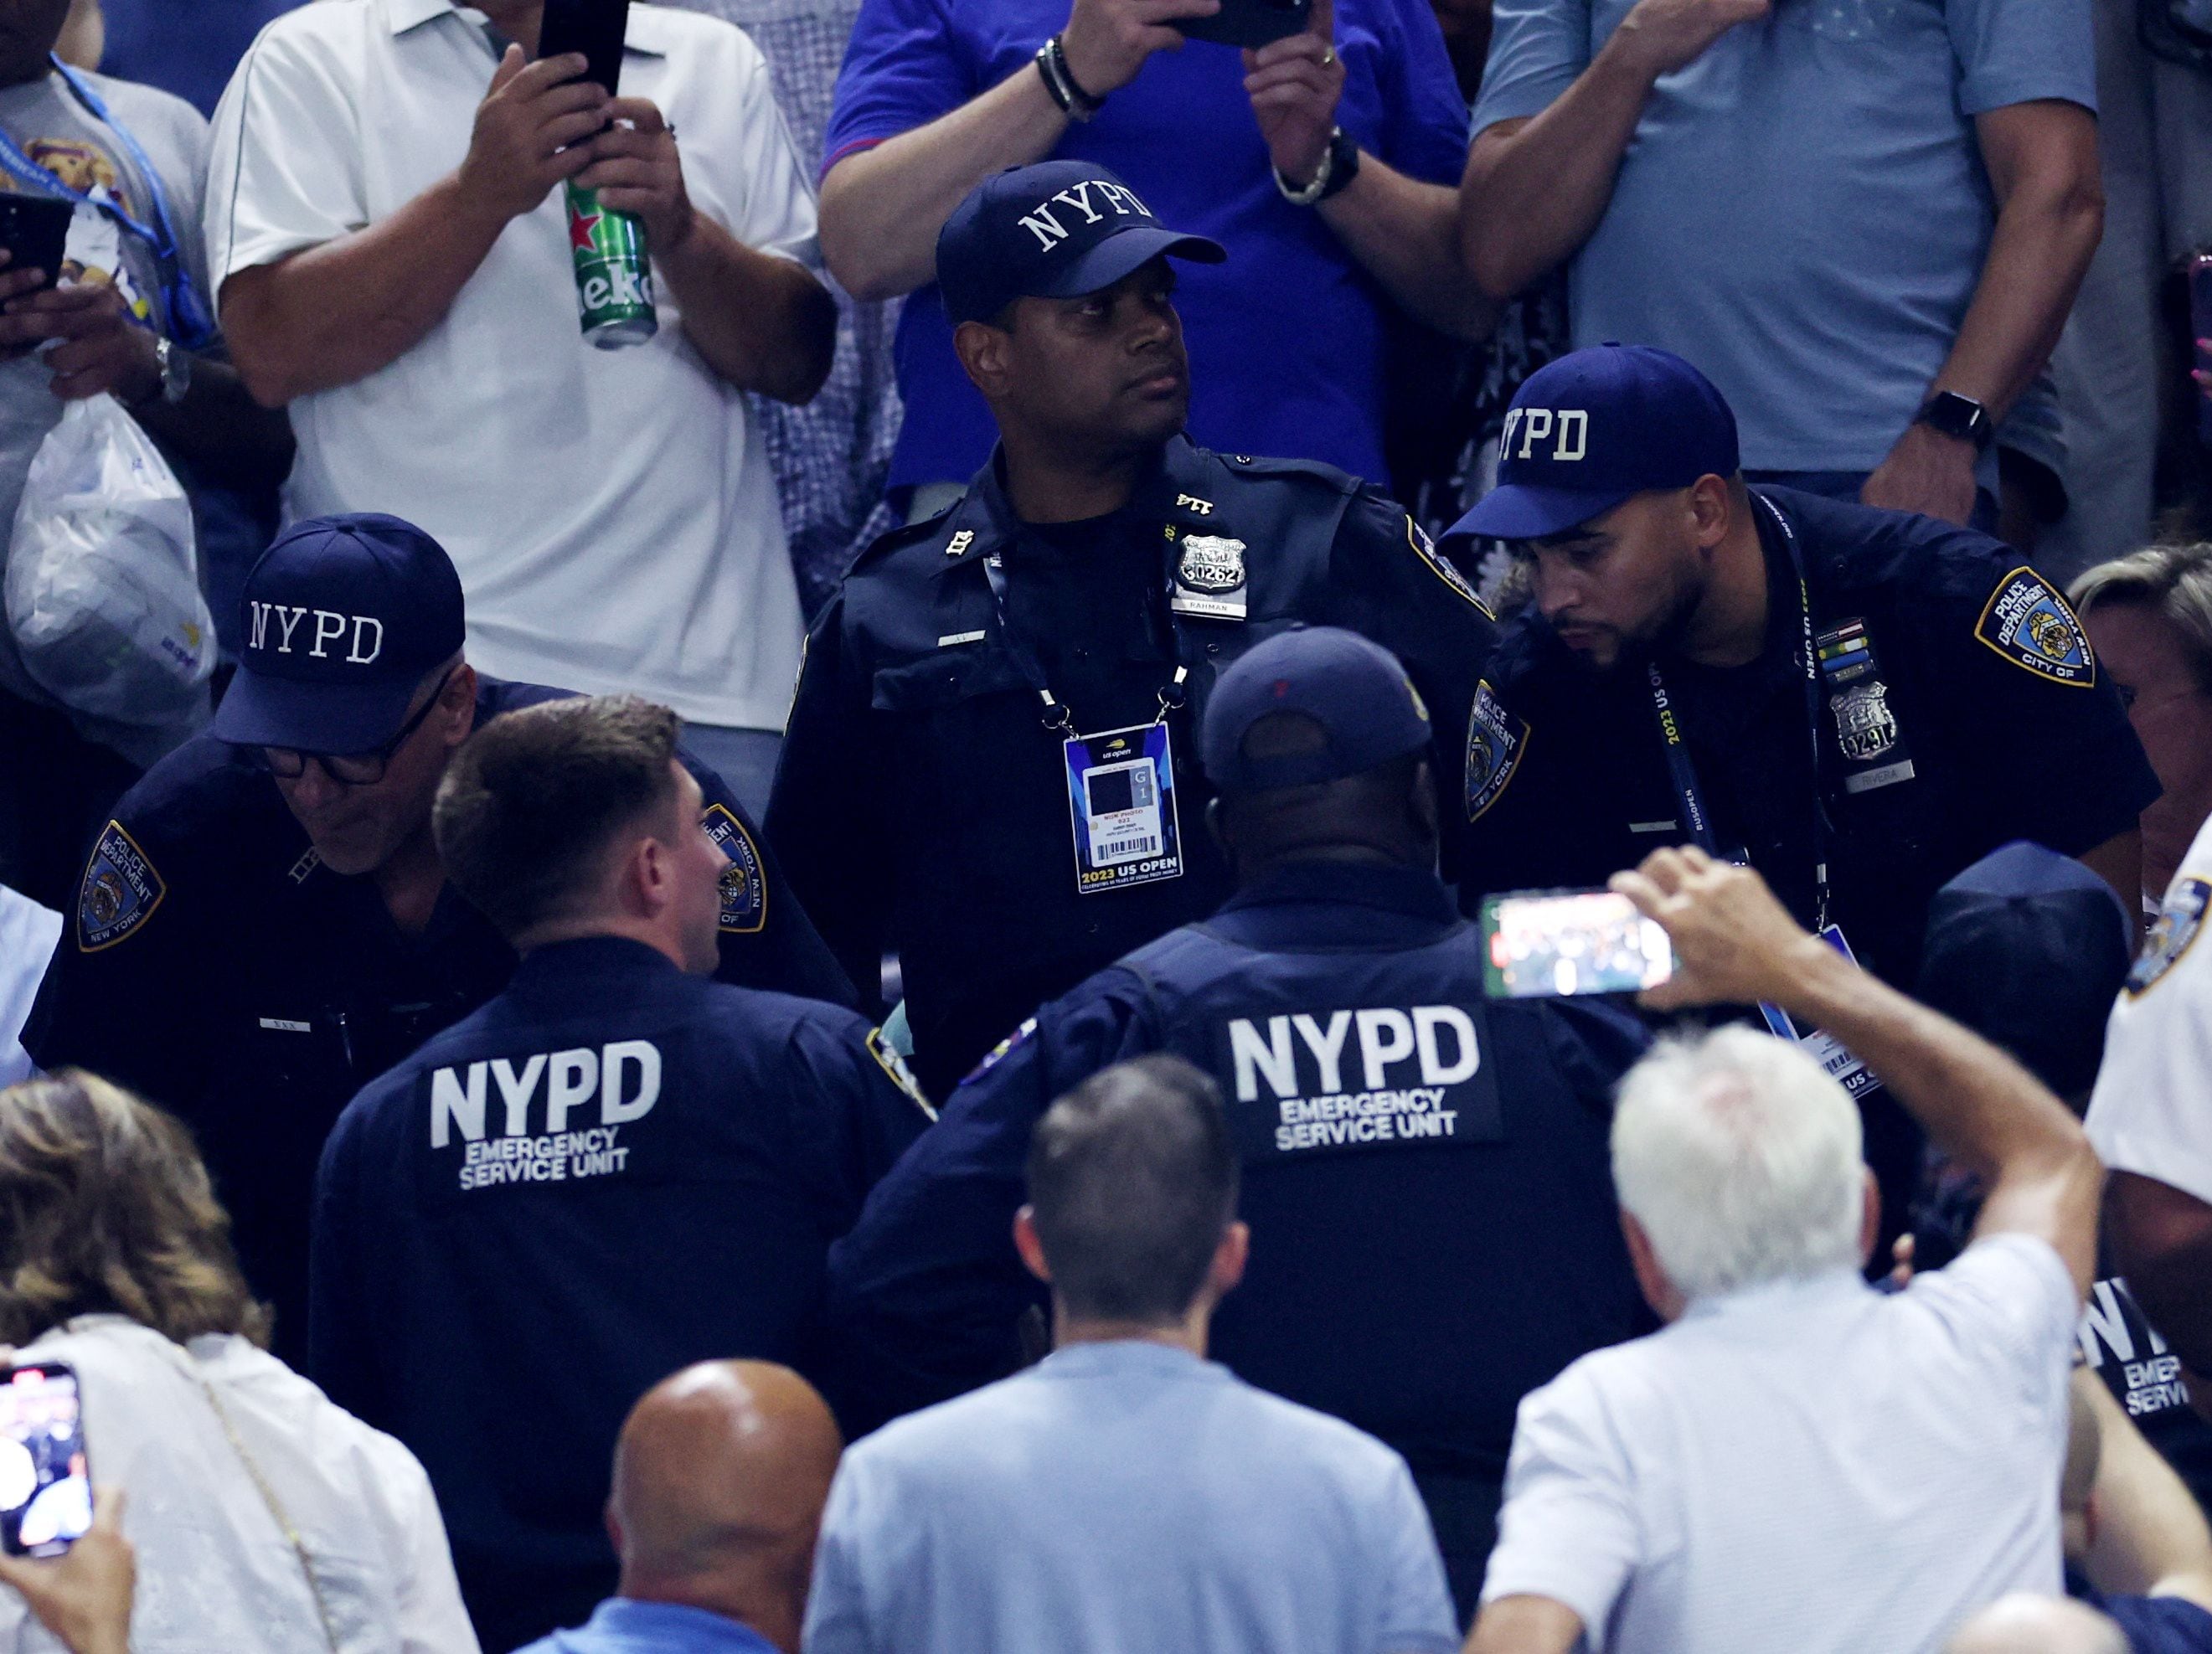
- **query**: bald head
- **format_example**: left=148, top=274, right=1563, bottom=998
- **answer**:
left=608, top=1362, right=843, bottom=1649
left=1945, top=1594, right=2128, bottom=1654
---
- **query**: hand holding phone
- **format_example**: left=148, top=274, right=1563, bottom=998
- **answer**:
left=0, top=197, right=73, bottom=298
left=1482, top=888, right=1675, bottom=999
left=1059, top=0, right=1227, bottom=100
left=537, top=0, right=632, bottom=95
left=1608, top=847, right=1833, bottom=1012
left=1178, top=0, right=1312, bottom=49
left=0, top=1363, right=91, bottom=1560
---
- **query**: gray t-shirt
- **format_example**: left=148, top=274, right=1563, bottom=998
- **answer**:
left=804, top=1341, right=1461, bottom=1654
left=0, top=70, right=209, bottom=750
left=1472, top=0, right=2096, bottom=473
left=0, top=68, right=210, bottom=540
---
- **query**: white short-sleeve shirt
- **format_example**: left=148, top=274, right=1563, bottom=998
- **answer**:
left=2088, top=811, right=2212, bottom=1207
left=0, top=1317, right=476, bottom=1654
left=205, top=0, right=815, bottom=729
left=1480, top=1238, right=2079, bottom=1654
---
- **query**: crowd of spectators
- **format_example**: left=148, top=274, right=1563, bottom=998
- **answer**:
left=1, top=0, right=2211, bottom=1650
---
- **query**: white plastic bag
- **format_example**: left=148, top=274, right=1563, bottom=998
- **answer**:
left=6, top=393, right=214, bottom=726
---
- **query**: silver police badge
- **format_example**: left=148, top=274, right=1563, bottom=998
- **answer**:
left=1831, top=679, right=1899, bottom=763
left=1173, top=534, right=1248, bottom=621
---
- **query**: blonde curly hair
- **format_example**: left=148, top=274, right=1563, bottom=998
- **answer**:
left=0, top=1070, right=269, bottom=1348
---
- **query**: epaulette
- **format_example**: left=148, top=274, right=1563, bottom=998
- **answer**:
left=845, top=497, right=961, bottom=575
left=1214, top=450, right=1363, bottom=497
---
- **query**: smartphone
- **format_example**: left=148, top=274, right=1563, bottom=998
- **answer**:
left=0, top=1363, right=90, bottom=1559
left=1481, top=888, right=1674, bottom=1000
left=0, top=196, right=73, bottom=294
left=2190, top=252, right=2212, bottom=448
left=1174, top=0, right=1313, bottom=49
left=537, top=0, right=631, bottom=96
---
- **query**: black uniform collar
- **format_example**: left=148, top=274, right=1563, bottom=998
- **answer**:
left=1219, top=858, right=1460, bottom=925
left=937, top=435, right=1206, bottom=569
left=509, top=933, right=685, bottom=989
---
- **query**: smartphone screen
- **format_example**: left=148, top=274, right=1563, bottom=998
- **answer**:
left=0, top=1363, right=90, bottom=1559
left=536, top=0, right=631, bottom=97
left=1482, top=889, right=1673, bottom=999
left=1173, top=0, right=1312, bottom=49
left=0, top=196, right=73, bottom=294
left=2191, top=253, right=2212, bottom=448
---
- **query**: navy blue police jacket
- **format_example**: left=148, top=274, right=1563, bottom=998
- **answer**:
left=22, top=678, right=857, bottom=1362
left=1457, top=487, right=2158, bottom=986
left=766, top=435, right=1501, bottom=1100
left=828, top=859, right=1651, bottom=1472
left=311, top=934, right=932, bottom=1654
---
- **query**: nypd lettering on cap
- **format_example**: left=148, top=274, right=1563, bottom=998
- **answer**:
left=77, top=820, right=164, bottom=952
left=701, top=803, right=766, bottom=935
left=1498, top=406, right=1591, bottom=464
left=245, top=600, right=384, bottom=663
left=1974, top=568, right=2096, bottom=687
left=1018, top=178, right=1152, bottom=252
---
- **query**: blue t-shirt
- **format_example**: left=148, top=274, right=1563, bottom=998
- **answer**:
left=823, top=0, right=1470, bottom=491
left=99, top=0, right=303, bottom=117
left=804, top=1341, right=1461, bottom=1654
left=515, top=1599, right=780, bottom=1654
left=1472, top=0, right=2094, bottom=471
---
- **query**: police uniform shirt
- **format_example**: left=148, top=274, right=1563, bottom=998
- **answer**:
left=1461, top=487, right=2158, bottom=988
left=768, top=435, right=1501, bottom=1100
left=310, top=935, right=932, bottom=1654
left=828, top=860, right=1649, bottom=1468
left=23, top=678, right=857, bottom=1358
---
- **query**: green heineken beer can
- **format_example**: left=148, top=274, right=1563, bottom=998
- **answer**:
left=565, top=180, right=657, bottom=348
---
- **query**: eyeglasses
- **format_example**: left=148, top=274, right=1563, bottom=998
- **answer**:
left=255, top=668, right=456, bottom=786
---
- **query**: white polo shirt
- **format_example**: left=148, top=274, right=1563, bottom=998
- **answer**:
left=206, top=0, right=814, bottom=730
left=2088, top=811, right=2212, bottom=1207
left=1481, top=1237, right=2078, bottom=1654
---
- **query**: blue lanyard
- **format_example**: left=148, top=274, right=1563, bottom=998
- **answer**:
left=0, top=57, right=216, bottom=349
left=1642, top=494, right=1832, bottom=931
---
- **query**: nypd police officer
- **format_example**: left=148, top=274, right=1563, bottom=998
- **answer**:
left=767, top=162, right=1499, bottom=1100
left=1444, top=344, right=2155, bottom=1244
left=25, top=515, right=855, bottom=1358
left=827, top=627, right=1649, bottom=1619
left=312, top=694, right=931, bottom=1654
left=1449, top=344, right=2153, bottom=979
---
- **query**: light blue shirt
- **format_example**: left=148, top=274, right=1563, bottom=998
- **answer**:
left=1472, top=0, right=2095, bottom=472
left=802, top=1341, right=1459, bottom=1654
left=515, top=1598, right=781, bottom=1654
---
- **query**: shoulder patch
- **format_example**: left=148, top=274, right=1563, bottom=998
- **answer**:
left=865, top=1028, right=937, bottom=1121
left=2128, top=875, right=2212, bottom=996
left=1408, top=516, right=1494, bottom=617
left=1464, top=681, right=1529, bottom=823
left=961, top=1016, right=1037, bottom=1087
left=76, top=820, right=166, bottom=952
left=702, top=803, right=767, bottom=935
left=1973, top=567, right=2096, bottom=687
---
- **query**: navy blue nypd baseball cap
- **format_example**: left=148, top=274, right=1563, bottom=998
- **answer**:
left=1447, top=343, right=1741, bottom=543
left=212, top=513, right=467, bottom=755
left=1202, top=626, right=1432, bottom=796
left=936, top=160, right=1225, bottom=327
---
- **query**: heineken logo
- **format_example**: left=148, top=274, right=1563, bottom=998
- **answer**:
left=568, top=205, right=602, bottom=250
left=581, top=266, right=653, bottom=310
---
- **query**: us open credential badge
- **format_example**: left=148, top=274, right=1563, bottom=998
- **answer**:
left=1974, top=567, right=2096, bottom=686
left=1170, top=534, right=1248, bottom=621
left=2129, top=876, right=2211, bottom=997
left=1064, top=722, right=1183, bottom=894
left=1463, top=682, right=1529, bottom=823
left=700, top=803, right=766, bottom=934
left=77, top=820, right=164, bottom=951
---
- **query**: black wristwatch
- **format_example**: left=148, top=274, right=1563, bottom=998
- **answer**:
left=1915, top=389, right=1993, bottom=452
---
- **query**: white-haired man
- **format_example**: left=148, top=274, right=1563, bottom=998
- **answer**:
left=1465, top=846, right=2101, bottom=1654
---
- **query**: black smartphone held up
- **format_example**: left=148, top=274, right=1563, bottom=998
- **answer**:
left=537, top=0, right=632, bottom=96
left=1480, top=888, right=1675, bottom=1000
left=1174, top=0, right=1313, bottom=49
left=0, top=195, right=74, bottom=293
left=0, top=1361, right=91, bottom=1559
